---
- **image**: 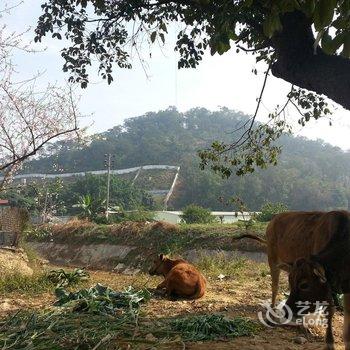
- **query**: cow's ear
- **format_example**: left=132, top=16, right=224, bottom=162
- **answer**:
left=278, top=263, right=292, bottom=273
left=313, top=263, right=327, bottom=283
left=159, top=254, right=166, bottom=261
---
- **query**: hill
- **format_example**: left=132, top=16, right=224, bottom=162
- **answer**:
left=22, top=107, right=350, bottom=211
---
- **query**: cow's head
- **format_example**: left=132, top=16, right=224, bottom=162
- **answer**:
left=279, top=258, right=332, bottom=316
left=149, top=253, right=167, bottom=276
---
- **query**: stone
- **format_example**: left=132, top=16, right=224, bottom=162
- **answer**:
left=113, top=263, right=125, bottom=271
left=145, top=333, right=157, bottom=342
left=293, top=336, right=307, bottom=345
left=123, top=268, right=140, bottom=275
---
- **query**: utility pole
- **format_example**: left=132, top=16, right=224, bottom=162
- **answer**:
left=42, top=181, right=49, bottom=224
left=104, top=154, right=115, bottom=219
left=104, top=154, right=111, bottom=219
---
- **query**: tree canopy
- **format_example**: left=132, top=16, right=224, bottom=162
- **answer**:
left=4, top=174, right=154, bottom=217
left=21, top=107, right=350, bottom=211
left=34, top=0, right=350, bottom=176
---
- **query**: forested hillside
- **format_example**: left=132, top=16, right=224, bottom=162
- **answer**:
left=23, top=107, right=350, bottom=211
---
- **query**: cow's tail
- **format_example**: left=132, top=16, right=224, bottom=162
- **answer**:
left=233, top=233, right=267, bottom=245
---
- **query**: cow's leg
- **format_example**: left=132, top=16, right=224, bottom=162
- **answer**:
left=344, top=293, right=350, bottom=350
left=156, top=279, right=167, bottom=290
left=325, top=304, right=335, bottom=350
left=271, top=267, right=280, bottom=307
left=269, top=262, right=280, bottom=307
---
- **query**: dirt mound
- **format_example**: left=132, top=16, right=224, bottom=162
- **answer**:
left=34, top=219, right=179, bottom=244
left=43, top=218, right=95, bottom=238
left=108, top=220, right=178, bottom=236
left=0, top=248, right=33, bottom=276
left=28, top=220, right=181, bottom=271
left=151, top=221, right=178, bottom=232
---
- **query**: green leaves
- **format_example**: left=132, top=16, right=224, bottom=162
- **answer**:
left=54, top=283, right=151, bottom=314
left=320, top=31, right=333, bottom=54
left=300, top=0, right=316, bottom=17
left=263, top=13, right=282, bottom=38
left=314, top=0, right=337, bottom=31
left=321, top=31, right=345, bottom=54
left=342, top=32, right=350, bottom=57
left=150, top=31, right=157, bottom=43
left=209, top=30, right=233, bottom=56
left=288, top=87, right=332, bottom=126
left=47, top=268, right=90, bottom=288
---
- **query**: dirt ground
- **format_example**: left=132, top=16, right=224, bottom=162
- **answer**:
left=0, top=261, right=346, bottom=350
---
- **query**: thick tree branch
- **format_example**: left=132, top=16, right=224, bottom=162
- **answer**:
left=271, top=11, right=350, bottom=110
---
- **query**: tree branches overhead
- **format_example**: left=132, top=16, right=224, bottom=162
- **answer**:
left=34, top=0, right=349, bottom=176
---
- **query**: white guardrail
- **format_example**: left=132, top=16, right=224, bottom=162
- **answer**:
left=3, top=165, right=180, bottom=180
left=3, top=165, right=181, bottom=208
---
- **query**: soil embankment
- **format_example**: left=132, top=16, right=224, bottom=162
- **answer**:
left=0, top=248, right=33, bottom=276
left=28, top=220, right=267, bottom=271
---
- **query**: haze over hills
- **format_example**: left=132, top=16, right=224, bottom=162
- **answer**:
left=22, top=107, right=350, bottom=211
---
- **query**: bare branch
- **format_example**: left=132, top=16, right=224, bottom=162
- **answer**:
left=0, top=4, right=82, bottom=190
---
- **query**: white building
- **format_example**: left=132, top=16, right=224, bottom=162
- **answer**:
left=154, top=211, right=257, bottom=224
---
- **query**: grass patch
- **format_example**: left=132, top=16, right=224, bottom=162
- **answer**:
left=170, top=314, right=260, bottom=341
left=0, top=273, right=54, bottom=294
left=0, top=268, right=90, bottom=295
left=196, top=253, right=247, bottom=277
left=19, top=242, right=41, bottom=267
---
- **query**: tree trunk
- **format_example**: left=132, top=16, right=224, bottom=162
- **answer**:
left=271, top=11, right=350, bottom=110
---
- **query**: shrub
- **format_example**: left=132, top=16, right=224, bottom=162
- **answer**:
left=110, top=210, right=155, bottom=223
left=180, top=204, right=216, bottom=224
left=256, top=202, right=288, bottom=222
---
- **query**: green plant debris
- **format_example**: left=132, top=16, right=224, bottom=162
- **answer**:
left=54, top=284, right=151, bottom=316
left=0, top=285, right=153, bottom=349
left=170, top=314, right=260, bottom=341
left=0, top=283, right=261, bottom=349
left=0, top=310, right=141, bottom=350
left=0, top=311, right=260, bottom=349
left=47, top=268, right=90, bottom=288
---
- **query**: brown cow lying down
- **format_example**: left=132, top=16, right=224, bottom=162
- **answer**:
left=281, top=210, right=350, bottom=350
left=234, top=210, right=349, bottom=307
left=149, top=254, right=206, bottom=299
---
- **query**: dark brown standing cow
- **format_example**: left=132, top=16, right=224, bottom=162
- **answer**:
left=281, top=211, right=350, bottom=350
left=149, top=254, right=206, bottom=299
left=235, top=211, right=348, bottom=307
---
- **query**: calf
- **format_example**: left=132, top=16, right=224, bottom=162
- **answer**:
left=235, top=210, right=348, bottom=306
left=149, top=254, right=206, bottom=299
left=282, top=211, right=350, bottom=350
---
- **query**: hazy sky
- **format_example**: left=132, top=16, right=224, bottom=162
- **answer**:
left=5, top=1, right=350, bottom=151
